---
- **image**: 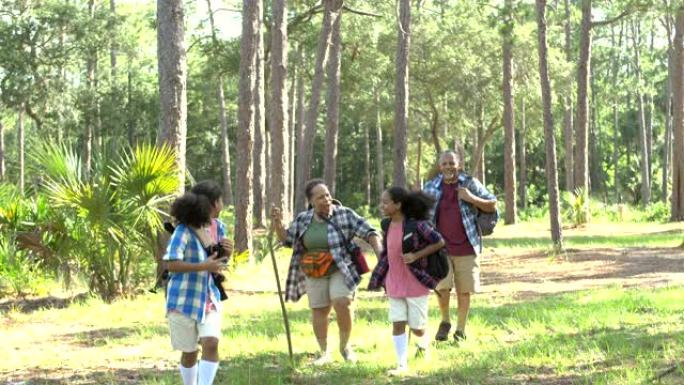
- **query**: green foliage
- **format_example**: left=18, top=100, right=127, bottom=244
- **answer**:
left=561, top=188, right=589, bottom=227
left=29, top=141, right=179, bottom=301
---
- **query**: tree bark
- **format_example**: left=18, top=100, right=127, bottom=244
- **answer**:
left=270, top=0, right=289, bottom=221
left=84, top=0, right=96, bottom=180
left=206, top=0, right=234, bottom=206
left=563, top=0, right=574, bottom=191
left=519, top=97, right=527, bottom=209
left=611, top=22, right=624, bottom=203
left=374, top=84, right=385, bottom=201
left=665, top=44, right=674, bottom=203
left=0, top=118, right=4, bottom=181
left=536, top=0, right=563, bottom=248
left=632, top=20, right=650, bottom=206
left=293, top=46, right=306, bottom=214
left=503, top=0, right=516, bottom=224
left=324, top=8, right=342, bottom=195
left=294, top=0, right=341, bottom=213
left=393, top=0, right=411, bottom=188
left=671, top=8, right=684, bottom=221
left=110, top=0, right=117, bottom=80
left=156, top=0, right=188, bottom=193
left=236, top=0, right=260, bottom=253
left=253, top=11, right=266, bottom=228
left=18, top=108, right=25, bottom=195
left=574, top=0, right=592, bottom=207
left=363, top=122, right=371, bottom=206
left=287, top=50, right=297, bottom=216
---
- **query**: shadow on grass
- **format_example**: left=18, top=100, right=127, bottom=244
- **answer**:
left=0, top=292, right=90, bottom=314
left=56, top=325, right=168, bottom=347
left=483, top=246, right=684, bottom=294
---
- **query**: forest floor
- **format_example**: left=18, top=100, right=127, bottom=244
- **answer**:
left=1, top=221, right=684, bottom=385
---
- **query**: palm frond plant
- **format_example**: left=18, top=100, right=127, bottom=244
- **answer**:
left=30, top=141, right=179, bottom=301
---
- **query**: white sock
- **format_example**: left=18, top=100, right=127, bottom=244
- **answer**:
left=198, top=360, right=219, bottom=385
left=179, top=363, right=198, bottom=385
left=392, top=333, right=408, bottom=369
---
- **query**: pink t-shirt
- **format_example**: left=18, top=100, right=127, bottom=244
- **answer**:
left=385, top=221, right=430, bottom=298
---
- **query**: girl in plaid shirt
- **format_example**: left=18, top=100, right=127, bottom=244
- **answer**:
left=164, top=192, right=230, bottom=385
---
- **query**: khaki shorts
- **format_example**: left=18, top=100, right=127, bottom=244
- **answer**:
left=305, top=270, right=355, bottom=309
left=167, top=310, right=222, bottom=352
left=388, top=295, right=429, bottom=330
left=435, top=254, right=480, bottom=293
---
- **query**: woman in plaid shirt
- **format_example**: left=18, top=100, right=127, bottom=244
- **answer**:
left=271, top=179, right=383, bottom=365
left=163, top=192, right=231, bottom=385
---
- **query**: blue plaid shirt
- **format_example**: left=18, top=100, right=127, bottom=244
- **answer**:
left=283, top=205, right=379, bottom=302
left=163, top=221, right=226, bottom=322
left=423, top=172, right=497, bottom=255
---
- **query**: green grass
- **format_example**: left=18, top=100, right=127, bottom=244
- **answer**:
left=2, top=285, right=684, bottom=384
left=2, top=220, right=684, bottom=384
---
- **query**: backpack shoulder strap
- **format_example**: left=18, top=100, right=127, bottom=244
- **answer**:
left=380, top=218, right=391, bottom=234
left=403, top=219, right=418, bottom=238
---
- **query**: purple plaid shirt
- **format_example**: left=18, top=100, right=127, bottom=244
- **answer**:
left=368, top=219, right=444, bottom=290
left=282, top=204, right=379, bottom=302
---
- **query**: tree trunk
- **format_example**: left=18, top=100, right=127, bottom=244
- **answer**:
left=206, top=0, right=234, bottom=206
left=519, top=97, right=527, bottom=209
left=536, top=0, right=563, bottom=248
left=294, top=0, right=341, bottom=213
left=415, top=133, right=422, bottom=190
left=611, top=22, right=624, bottom=203
left=563, top=0, right=574, bottom=191
left=0, top=118, right=4, bottom=181
left=671, top=8, right=684, bottom=221
left=270, top=0, right=289, bottom=221
left=83, top=0, right=96, bottom=180
left=324, top=8, right=342, bottom=195
left=374, top=84, right=385, bottom=200
left=156, top=0, right=188, bottom=193
left=253, top=11, right=266, bottom=228
left=236, top=0, right=260, bottom=253
left=503, top=0, right=516, bottom=224
left=393, top=0, right=411, bottom=188
left=110, top=0, right=117, bottom=80
left=292, top=46, right=305, bottom=214
left=631, top=21, right=650, bottom=206
left=665, top=48, right=673, bottom=203
left=363, top=121, right=371, bottom=206
left=127, top=65, right=135, bottom=146
left=18, top=109, right=25, bottom=195
left=472, top=103, right=485, bottom=182
left=574, top=0, right=592, bottom=206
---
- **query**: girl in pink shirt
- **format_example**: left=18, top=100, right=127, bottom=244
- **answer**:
left=377, top=187, right=445, bottom=375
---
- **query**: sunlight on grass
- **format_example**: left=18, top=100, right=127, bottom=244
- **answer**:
left=2, top=221, right=684, bottom=384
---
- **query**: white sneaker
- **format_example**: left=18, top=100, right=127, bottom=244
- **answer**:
left=387, top=366, right=409, bottom=376
left=312, top=352, right=332, bottom=366
left=341, top=347, right=357, bottom=363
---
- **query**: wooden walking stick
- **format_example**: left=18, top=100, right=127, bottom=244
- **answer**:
left=268, top=227, right=294, bottom=365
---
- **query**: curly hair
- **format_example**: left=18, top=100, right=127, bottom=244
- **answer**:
left=191, top=180, right=223, bottom=205
left=170, top=192, right=212, bottom=228
left=385, top=186, right=435, bottom=221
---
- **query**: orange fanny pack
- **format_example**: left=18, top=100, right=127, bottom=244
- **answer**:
left=300, top=251, right=334, bottom=278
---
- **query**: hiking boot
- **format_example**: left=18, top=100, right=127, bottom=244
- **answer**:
left=435, top=321, right=451, bottom=341
left=453, top=330, right=466, bottom=342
